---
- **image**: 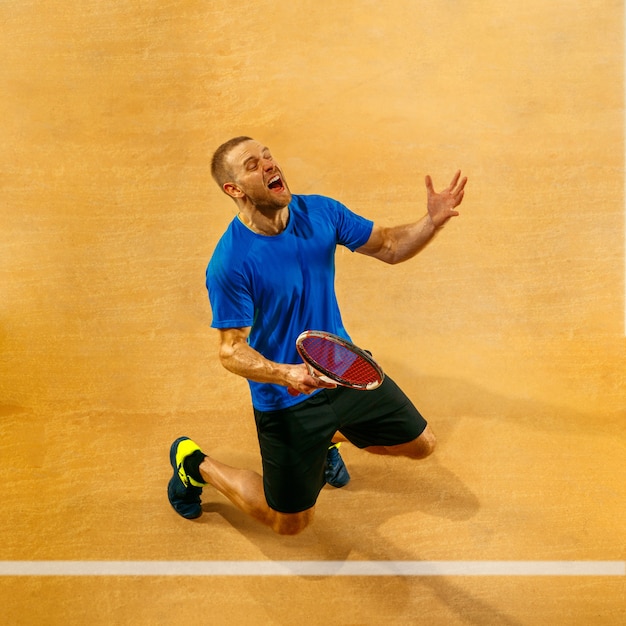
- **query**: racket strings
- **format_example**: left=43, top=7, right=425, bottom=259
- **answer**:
left=300, top=336, right=381, bottom=385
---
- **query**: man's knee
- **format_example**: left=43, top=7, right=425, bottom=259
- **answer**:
left=386, top=426, right=437, bottom=459
left=270, top=507, right=315, bottom=536
left=412, top=425, right=436, bottom=459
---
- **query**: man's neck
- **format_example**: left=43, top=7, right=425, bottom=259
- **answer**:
left=238, top=206, right=290, bottom=236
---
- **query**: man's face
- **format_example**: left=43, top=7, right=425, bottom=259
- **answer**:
left=224, top=140, right=292, bottom=210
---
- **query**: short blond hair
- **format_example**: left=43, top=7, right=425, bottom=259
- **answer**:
left=210, top=136, right=253, bottom=188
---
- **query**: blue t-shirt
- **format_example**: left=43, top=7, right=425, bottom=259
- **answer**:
left=206, top=194, right=374, bottom=411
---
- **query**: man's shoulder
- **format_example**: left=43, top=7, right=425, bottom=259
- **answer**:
left=292, top=193, right=337, bottom=206
left=207, top=219, right=247, bottom=271
left=291, top=194, right=346, bottom=218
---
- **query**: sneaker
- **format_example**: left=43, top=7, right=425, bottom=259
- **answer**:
left=167, top=436, right=205, bottom=519
left=325, top=443, right=350, bottom=488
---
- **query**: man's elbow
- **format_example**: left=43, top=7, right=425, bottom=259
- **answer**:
left=218, top=345, right=235, bottom=371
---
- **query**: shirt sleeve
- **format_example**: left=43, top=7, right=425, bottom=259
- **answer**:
left=331, top=198, right=374, bottom=251
left=206, top=248, right=255, bottom=330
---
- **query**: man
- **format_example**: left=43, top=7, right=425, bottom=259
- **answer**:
left=168, top=136, right=467, bottom=535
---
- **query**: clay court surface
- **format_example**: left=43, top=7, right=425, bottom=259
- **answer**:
left=0, top=1, right=624, bottom=624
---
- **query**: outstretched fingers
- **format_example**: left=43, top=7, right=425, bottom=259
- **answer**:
left=424, top=169, right=468, bottom=226
left=426, top=170, right=467, bottom=195
left=449, top=171, right=467, bottom=207
left=448, top=169, right=462, bottom=190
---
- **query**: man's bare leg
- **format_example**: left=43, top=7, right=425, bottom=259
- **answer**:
left=198, top=455, right=314, bottom=536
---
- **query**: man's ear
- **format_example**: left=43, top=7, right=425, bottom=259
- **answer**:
left=223, top=182, right=243, bottom=198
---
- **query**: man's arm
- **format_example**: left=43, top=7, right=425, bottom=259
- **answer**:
left=217, top=327, right=335, bottom=394
left=356, top=170, right=467, bottom=264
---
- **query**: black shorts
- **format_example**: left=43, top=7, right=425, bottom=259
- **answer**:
left=253, top=376, right=427, bottom=514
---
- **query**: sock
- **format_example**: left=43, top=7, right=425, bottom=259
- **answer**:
left=183, top=450, right=207, bottom=485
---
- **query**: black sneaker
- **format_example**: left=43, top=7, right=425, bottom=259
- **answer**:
left=325, top=443, right=350, bottom=488
left=167, top=437, right=205, bottom=519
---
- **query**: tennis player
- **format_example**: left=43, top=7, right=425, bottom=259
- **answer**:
left=168, top=137, right=467, bottom=535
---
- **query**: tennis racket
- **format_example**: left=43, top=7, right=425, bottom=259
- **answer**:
left=290, top=330, right=384, bottom=392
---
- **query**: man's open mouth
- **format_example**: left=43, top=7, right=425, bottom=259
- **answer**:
left=268, top=174, right=284, bottom=192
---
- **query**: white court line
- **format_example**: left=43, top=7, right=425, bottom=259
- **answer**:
left=0, top=561, right=623, bottom=576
